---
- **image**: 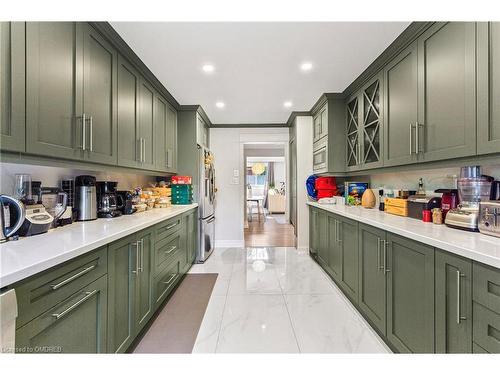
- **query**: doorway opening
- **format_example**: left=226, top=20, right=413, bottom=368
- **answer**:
left=243, top=143, right=295, bottom=247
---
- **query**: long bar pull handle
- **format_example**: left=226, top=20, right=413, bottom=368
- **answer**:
left=377, top=238, right=380, bottom=270
left=131, top=241, right=139, bottom=274
left=383, top=240, right=390, bottom=274
left=166, top=222, right=178, bottom=230
left=162, top=274, right=176, bottom=285
left=138, top=239, right=144, bottom=272
left=457, top=271, right=466, bottom=324
left=82, top=113, right=86, bottom=151
left=165, top=245, right=177, bottom=254
left=89, top=116, right=93, bottom=152
left=409, top=123, right=414, bottom=155
left=52, top=290, right=98, bottom=320
left=142, top=138, right=146, bottom=164
left=50, top=265, right=96, bottom=290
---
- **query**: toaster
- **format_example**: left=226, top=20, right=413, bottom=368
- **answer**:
left=478, top=201, right=500, bottom=238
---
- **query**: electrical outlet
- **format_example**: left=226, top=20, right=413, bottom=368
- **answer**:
left=233, top=169, right=239, bottom=177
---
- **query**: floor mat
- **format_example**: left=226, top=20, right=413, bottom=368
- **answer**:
left=133, top=273, right=218, bottom=353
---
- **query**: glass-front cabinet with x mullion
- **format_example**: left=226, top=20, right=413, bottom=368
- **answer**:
left=346, top=73, right=383, bottom=171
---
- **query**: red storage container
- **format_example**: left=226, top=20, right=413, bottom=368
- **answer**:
left=317, top=189, right=337, bottom=199
left=171, top=176, right=192, bottom=185
left=315, top=177, right=336, bottom=190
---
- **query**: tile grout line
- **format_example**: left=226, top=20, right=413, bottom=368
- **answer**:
left=213, top=258, right=233, bottom=353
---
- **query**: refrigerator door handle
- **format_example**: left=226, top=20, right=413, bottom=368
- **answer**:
left=206, top=216, right=215, bottom=224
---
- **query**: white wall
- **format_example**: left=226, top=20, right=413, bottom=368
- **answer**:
left=210, top=127, right=289, bottom=248
left=295, top=116, right=313, bottom=250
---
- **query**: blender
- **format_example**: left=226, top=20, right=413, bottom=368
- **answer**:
left=445, top=166, right=492, bottom=232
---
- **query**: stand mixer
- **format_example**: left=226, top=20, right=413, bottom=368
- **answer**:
left=445, top=166, right=493, bottom=232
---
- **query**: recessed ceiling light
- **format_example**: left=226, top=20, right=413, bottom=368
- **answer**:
left=202, top=64, right=215, bottom=73
left=283, top=101, right=292, bottom=108
left=215, top=101, right=225, bottom=109
left=300, top=62, right=313, bottom=72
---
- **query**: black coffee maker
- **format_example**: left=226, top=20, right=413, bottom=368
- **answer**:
left=116, top=190, right=137, bottom=215
left=96, top=181, right=122, bottom=218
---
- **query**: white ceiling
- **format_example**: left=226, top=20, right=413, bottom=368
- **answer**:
left=111, top=22, right=410, bottom=124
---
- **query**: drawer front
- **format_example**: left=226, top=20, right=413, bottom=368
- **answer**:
left=15, top=275, right=108, bottom=353
left=155, top=215, right=183, bottom=243
left=15, top=246, right=107, bottom=328
left=313, top=139, right=328, bottom=172
left=153, top=258, right=181, bottom=308
left=473, top=302, right=500, bottom=353
left=473, top=262, right=500, bottom=314
left=155, top=230, right=183, bottom=275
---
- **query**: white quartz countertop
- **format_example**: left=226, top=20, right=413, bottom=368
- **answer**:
left=0, top=204, right=198, bottom=288
left=308, top=201, right=500, bottom=269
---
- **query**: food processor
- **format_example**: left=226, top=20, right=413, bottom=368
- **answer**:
left=445, top=166, right=492, bottom=231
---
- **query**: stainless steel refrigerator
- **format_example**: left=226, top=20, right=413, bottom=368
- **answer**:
left=196, top=146, right=216, bottom=263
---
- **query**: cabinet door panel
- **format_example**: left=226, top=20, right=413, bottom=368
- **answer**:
left=136, top=229, right=154, bottom=332
left=477, top=22, right=500, bottom=154
left=139, top=79, right=155, bottom=169
left=117, top=56, right=139, bottom=168
left=107, top=235, right=136, bottom=353
left=435, top=250, right=472, bottom=353
left=316, top=210, right=328, bottom=267
left=346, top=95, right=362, bottom=171
left=327, top=215, right=341, bottom=281
left=386, top=234, right=435, bottom=353
left=417, top=22, right=476, bottom=161
left=383, top=42, right=419, bottom=167
left=154, top=94, right=167, bottom=171
left=361, top=74, right=383, bottom=169
left=0, top=22, right=25, bottom=152
left=166, top=104, right=177, bottom=172
left=16, top=276, right=107, bottom=353
left=358, top=224, right=386, bottom=335
left=26, top=22, right=83, bottom=160
left=83, top=24, right=117, bottom=165
left=339, top=218, right=359, bottom=302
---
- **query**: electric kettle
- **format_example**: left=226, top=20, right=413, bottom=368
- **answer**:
left=0, top=195, right=25, bottom=242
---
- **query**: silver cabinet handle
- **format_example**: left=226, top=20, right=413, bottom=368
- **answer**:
left=377, top=238, right=382, bottom=271
left=456, top=271, right=466, bottom=324
left=51, top=290, right=98, bottom=320
left=336, top=220, right=342, bottom=244
left=50, top=265, right=96, bottom=290
left=162, top=274, right=176, bottom=285
left=415, top=123, right=423, bottom=155
left=131, top=241, right=140, bottom=274
left=165, top=245, right=177, bottom=254
left=142, top=138, right=146, bottom=163
left=81, top=113, right=86, bottom=150
left=165, top=149, right=169, bottom=168
left=383, top=240, right=390, bottom=274
left=89, top=116, right=93, bottom=152
left=138, top=239, right=144, bottom=272
left=166, top=222, right=178, bottom=230
left=409, top=123, right=414, bottom=155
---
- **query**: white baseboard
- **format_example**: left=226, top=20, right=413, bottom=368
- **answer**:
left=215, top=240, right=245, bottom=248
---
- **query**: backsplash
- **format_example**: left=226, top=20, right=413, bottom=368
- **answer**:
left=368, top=164, right=500, bottom=194
left=0, top=163, right=159, bottom=195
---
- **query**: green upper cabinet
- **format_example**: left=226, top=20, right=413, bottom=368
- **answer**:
left=358, top=224, right=387, bottom=335
left=197, top=113, right=209, bottom=147
left=166, top=104, right=178, bottom=172
left=82, top=24, right=118, bottom=165
left=25, top=22, right=84, bottom=160
left=154, top=92, right=168, bottom=171
left=313, top=104, right=327, bottom=143
left=360, top=73, right=383, bottom=169
left=346, top=94, right=362, bottom=171
left=117, top=56, right=140, bottom=168
left=0, top=22, right=25, bottom=153
left=417, top=22, right=477, bottom=162
left=138, top=79, right=156, bottom=170
left=435, top=250, right=472, bottom=353
left=477, top=22, right=500, bottom=155
left=383, top=42, right=419, bottom=167
left=386, top=233, right=435, bottom=353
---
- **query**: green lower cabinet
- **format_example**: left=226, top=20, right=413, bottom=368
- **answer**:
left=107, top=234, right=136, bottom=353
left=309, top=207, right=319, bottom=256
left=338, top=217, right=359, bottom=303
left=327, top=214, right=341, bottom=281
left=185, top=209, right=198, bottom=267
left=316, top=210, right=328, bottom=269
left=435, top=250, right=472, bottom=353
left=16, top=275, right=107, bottom=353
left=358, top=224, right=387, bottom=335
left=135, top=229, right=154, bottom=333
left=386, top=233, right=435, bottom=353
